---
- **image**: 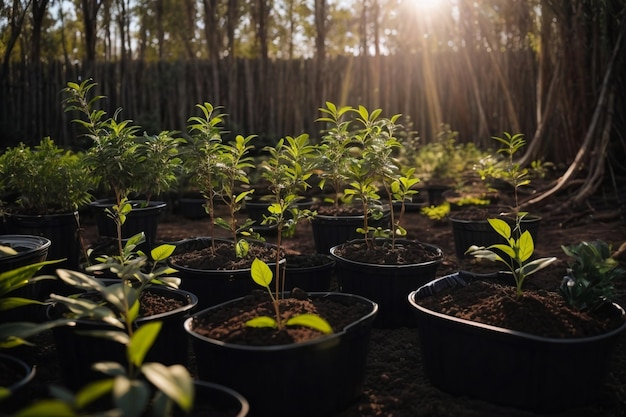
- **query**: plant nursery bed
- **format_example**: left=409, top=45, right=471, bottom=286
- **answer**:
left=19, top=196, right=626, bottom=417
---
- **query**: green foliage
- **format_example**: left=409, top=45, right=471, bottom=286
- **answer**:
left=0, top=260, right=70, bottom=349
left=317, top=102, right=412, bottom=250
left=135, top=131, right=185, bottom=202
left=0, top=137, right=94, bottom=214
left=559, top=240, right=625, bottom=312
left=466, top=216, right=557, bottom=297
left=421, top=202, right=450, bottom=221
left=182, top=103, right=258, bottom=254
left=413, top=124, right=487, bottom=188
left=246, top=258, right=333, bottom=334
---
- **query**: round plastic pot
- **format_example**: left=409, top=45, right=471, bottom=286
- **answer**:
left=330, top=239, right=443, bottom=328
left=48, top=286, right=198, bottom=390
left=90, top=199, right=167, bottom=249
left=3, top=211, right=81, bottom=271
left=0, top=352, right=36, bottom=413
left=408, top=271, right=626, bottom=412
left=0, top=234, right=50, bottom=274
left=311, top=210, right=391, bottom=255
left=185, top=292, right=378, bottom=417
left=449, top=214, right=541, bottom=260
left=191, top=380, right=250, bottom=417
left=168, top=237, right=282, bottom=310
left=283, top=254, right=335, bottom=292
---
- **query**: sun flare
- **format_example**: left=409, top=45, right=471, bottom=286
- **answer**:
left=411, top=0, right=445, bottom=11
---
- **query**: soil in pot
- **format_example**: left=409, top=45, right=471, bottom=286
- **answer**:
left=417, top=277, right=624, bottom=338
left=169, top=239, right=280, bottom=270
left=192, top=288, right=370, bottom=345
left=331, top=239, right=442, bottom=266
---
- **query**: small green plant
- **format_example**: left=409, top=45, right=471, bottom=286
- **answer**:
left=0, top=137, right=94, bottom=215
left=421, top=202, right=450, bottom=221
left=183, top=103, right=258, bottom=257
left=466, top=216, right=557, bottom=297
left=259, top=133, right=318, bottom=289
left=559, top=240, right=625, bottom=312
left=246, top=258, right=332, bottom=334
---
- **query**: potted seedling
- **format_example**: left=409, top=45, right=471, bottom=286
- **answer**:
left=185, top=253, right=378, bottom=417
left=0, top=137, right=94, bottom=271
left=449, top=132, right=544, bottom=260
left=408, top=217, right=626, bottom=411
left=325, top=105, right=443, bottom=327
left=256, top=133, right=334, bottom=292
left=63, top=79, right=181, bottom=249
left=168, top=103, right=280, bottom=309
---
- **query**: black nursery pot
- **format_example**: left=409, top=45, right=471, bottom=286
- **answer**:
left=408, top=271, right=626, bottom=412
left=0, top=235, right=50, bottom=274
left=311, top=210, right=391, bottom=255
left=283, top=253, right=335, bottom=292
left=90, top=199, right=167, bottom=249
left=330, top=239, right=443, bottom=328
left=168, top=237, right=282, bottom=310
left=0, top=353, right=36, bottom=413
left=449, top=214, right=542, bottom=260
left=190, top=381, right=250, bottom=417
left=48, top=286, right=198, bottom=391
left=185, top=292, right=378, bottom=417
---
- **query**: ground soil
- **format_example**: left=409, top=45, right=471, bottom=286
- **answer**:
left=12, top=189, right=626, bottom=417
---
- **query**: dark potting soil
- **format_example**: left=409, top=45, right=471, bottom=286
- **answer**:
left=417, top=280, right=624, bottom=338
left=332, top=240, right=442, bottom=265
left=191, top=289, right=370, bottom=345
left=140, top=291, right=186, bottom=317
left=285, top=252, right=333, bottom=268
left=169, top=240, right=280, bottom=270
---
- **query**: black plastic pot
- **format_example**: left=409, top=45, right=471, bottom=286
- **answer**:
left=191, top=381, right=250, bottom=417
left=3, top=211, right=82, bottom=271
left=169, top=237, right=283, bottom=310
left=185, top=292, right=378, bottom=417
left=177, top=197, right=209, bottom=220
left=283, top=253, right=335, bottom=292
left=48, top=286, right=198, bottom=391
left=90, top=199, right=167, bottom=249
left=408, top=271, right=626, bottom=412
left=0, top=352, right=36, bottom=413
left=311, top=209, right=391, bottom=255
left=330, top=239, right=443, bottom=328
left=449, top=214, right=542, bottom=260
left=0, top=235, right=51, bottom=274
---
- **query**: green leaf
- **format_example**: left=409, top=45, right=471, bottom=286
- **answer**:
left=246, top=316, right=277, bottom=328
left=251, top=258, right=273, bottom=289
left=518, top=257, right=557, bottom=278
left=0, top=296, right=47, bottom=311
left=75, top=378, right=115, bottom=409
left=142, top=363, right=194, bottom=412
left=518, top=230, right=534, bottom=262
left=113, top=376, right=150, bottom=417
left=92, top=361, right=126, bottom=376
left=487, top=218, right=511, bottom=240
left=286, top=314, right=333, bottom=334
left=151, top=244, right=176, bottom=262
left=12, top=400, right=77, bottom=417
left=128, top=321, right=163, bottom=367
left=487, top=243, right=517, bottom=259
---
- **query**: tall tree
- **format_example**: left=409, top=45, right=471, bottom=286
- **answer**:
left=1, top=0, right=32, bottom=80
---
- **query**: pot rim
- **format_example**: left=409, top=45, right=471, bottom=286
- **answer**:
left=329, top=238, right=444, bottom=269
left=408, top=271, right=626, bottom=343
left=193, top=380, right=250, bottom=417
left=184, top=291, right=378, bottom=351
left=0, top=352, right=36, bottom=393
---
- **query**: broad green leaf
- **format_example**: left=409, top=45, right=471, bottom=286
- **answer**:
left=251, top=258, right=273, bottom=288
left=113, top=376, right=150, bottom=417
left=142, top=363, right=194, bottom=412
left=465, top=247, right=504, bottom=263
left=151, top=244, right=176, bottom=262
left=75, top=378, right=115, bottom=408
left=268, top=203, right=282, bottom=214
left=12, top=400, right=77, bottom=417
left=487, top=244, right=517, bottom=259
left=246, top=316, right=277, bottom=328
left=128, top=321, right=162, bottom=367
left=56, top=269, right=105, bottom=292
left=518, top=257, right=557, bottom=277
left=0, top=320, right=75, bottom=348
left=0, top=296, right=47, bottom=311
left=487, top=218, right=511, bottom=240
left=518, top=230, right=534, bottom=262
left=286, top=314, right=333, bottom=334
left=127, top=298, right=140, bottom=324
left=92, top=361, right=126, bottom=376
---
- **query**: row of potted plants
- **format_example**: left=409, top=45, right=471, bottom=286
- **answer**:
left=1, top=78, right=625, bottom=415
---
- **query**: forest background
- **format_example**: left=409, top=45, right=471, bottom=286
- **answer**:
left=0, top=0, right=625, bottom=206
